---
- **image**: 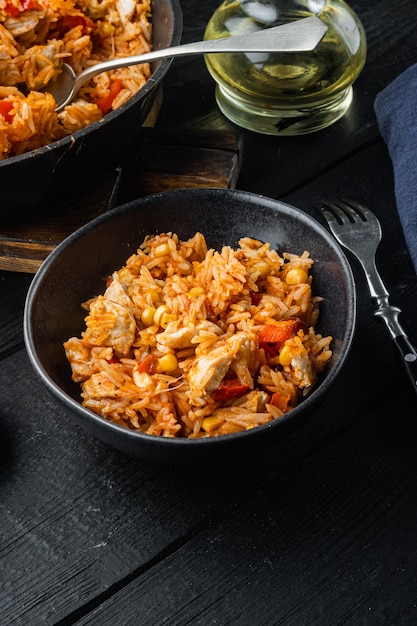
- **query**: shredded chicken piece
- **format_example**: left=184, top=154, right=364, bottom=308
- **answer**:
left=4, top=10, right=43, bottom=37
left=83, top=295, right=136, bottom=356
left=63, top=337, right=94, bottom=382
left=157, top=321, right=222, bottom=350
left=104, top=273, right=135, bottom=309
left=116, top=0, right=136, bottom=23
left=188, top=331, right=254, bottom=398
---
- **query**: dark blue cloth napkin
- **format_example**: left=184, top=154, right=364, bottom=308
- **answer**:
left=374, top=63, right=417, bottom=275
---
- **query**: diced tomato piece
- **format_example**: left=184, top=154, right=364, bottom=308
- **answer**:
left=6, top=0, right=38, bottom=15
left=107, top=356, right=120, bottom=364
left=0, top=100, right=14, bottom=123
left=258, top=319, right=302, bottom=344
left=270, top=392, right=291, bottom=413
left=211, top=378, right=249, bottom=401
left=136, top=353, right=157, bottom=374
left=61, top=15, right=95, bottom=35
left=96, top=79, right=122, bottom=113
left=5, top=1, right=20, bottom=15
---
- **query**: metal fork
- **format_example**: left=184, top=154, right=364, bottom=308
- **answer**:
left=319, top=198, right=417, bottom=395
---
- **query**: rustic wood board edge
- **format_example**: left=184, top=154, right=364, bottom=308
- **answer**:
left=0, top=127, right=242, bottom=273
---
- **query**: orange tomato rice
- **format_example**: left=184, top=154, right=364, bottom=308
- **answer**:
left=0, top=0, right=152, bottom=158
left=64, top=232, right=333, bottom=439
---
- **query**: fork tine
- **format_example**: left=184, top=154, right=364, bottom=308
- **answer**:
left=333, top=199, right=364, bottom=223
left=318, top=197, right=384, bottom=266
left=319, top=199, right=347, bottom=224
left=318, top=200, right=358, bottom=231
left=331, top=198, right=378, bottom=224
left=322, top=199, right=360, bottom=222
left=338, top=200, right=382, bottom=241
left=319, top=198, right=381, bottom=230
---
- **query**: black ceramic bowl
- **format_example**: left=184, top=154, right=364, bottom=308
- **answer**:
left=24, top=188, right=356, bottom=465
left=0, top=0, right=182, bottom=216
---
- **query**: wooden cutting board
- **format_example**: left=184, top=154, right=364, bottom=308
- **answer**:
left=0, top=126, right=242, bottom=273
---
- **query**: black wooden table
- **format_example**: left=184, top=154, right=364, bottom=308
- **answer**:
left=2, top=1, right=417, bottom=624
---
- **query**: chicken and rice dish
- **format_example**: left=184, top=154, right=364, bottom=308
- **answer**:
left=0, top=0, right=151, bottom=159
left=64, top=232, right=333, bottom=438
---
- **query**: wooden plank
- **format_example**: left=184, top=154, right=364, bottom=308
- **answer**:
left=66, top=404, right=417, bottom=626
left=0, top=128, right=242, bottom=273
left=0, top=241, right=57, bottom=274
left=2, top=140, right=417, bottom=625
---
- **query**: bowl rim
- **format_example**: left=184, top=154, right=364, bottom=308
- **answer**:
left=0, top=0, right=183, bottom=169
left=23, top=187, right=357, bottom=448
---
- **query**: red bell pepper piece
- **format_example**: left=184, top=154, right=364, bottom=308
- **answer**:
left=258, top=319, right=303, bottom=344
left=61, top=15, right=95, bottom=35
left=211, top=378, right=249, bottom=401
left=96, top=79, right=122, bottom=113
left=136, top=353, right=157, bottom=374
left=5, top=1, right=20, bottom=16
left=0, top=100, right=14, bottom=123
left=270, top=392, right=291, bottom=413
left=6, top=0, right=38, bottom=15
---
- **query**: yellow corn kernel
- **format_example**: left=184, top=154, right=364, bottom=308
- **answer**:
left=154, top=242, right=170, bottom=257
left=156, top=353, right=178, bottom=373
left=153, top=304, right=169, bottom=326
left=101, top=22, right=115, bottom=36
left=201, top=416, right=223, bottom=434
left=141, top=306, right=155, bottom=326
left=279, top=343, right=292, bottom=366
left=188, top=286, right=205, bottom=298
left=285, top=268, right=308, bottom=285
left=160, top=312, right=177, bottom=329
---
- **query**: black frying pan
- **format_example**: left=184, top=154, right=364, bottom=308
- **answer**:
left=0, top=0, right=183, bottom=216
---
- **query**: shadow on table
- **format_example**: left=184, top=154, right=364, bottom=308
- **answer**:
left=0, top=416, right=17, bottom=472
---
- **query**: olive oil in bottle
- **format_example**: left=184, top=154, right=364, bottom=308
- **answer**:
left=204, top=0, right=367, bottom=134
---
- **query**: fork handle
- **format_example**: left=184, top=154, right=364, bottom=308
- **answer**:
left=375, top=307, right=417, bottom=393
left=393, top=335, right=417, bottom=390
left=362, top=254, right=390, bottom=304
